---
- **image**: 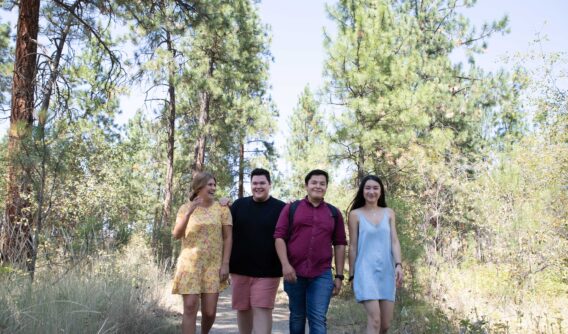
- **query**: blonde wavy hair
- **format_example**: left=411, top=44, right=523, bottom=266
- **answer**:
left=189, top=172, right=216, bottom=201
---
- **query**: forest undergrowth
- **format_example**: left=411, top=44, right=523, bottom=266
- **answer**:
left=0, top=235, right=178, bottom=334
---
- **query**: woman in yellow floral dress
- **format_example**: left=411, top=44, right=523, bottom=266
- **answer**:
left=172, top=172, right=232, bottom=334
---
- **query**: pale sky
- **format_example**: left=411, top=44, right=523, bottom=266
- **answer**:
left=258, top=0, right=568, bottom=156
left=1, top=1, right=567, bottom=146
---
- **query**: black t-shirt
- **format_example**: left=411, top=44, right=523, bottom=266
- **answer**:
left=229, top=196, right=286, bottom=277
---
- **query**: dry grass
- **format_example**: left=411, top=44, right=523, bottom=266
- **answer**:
left=326, top=262, right=566, bottom=334
left=0, top=234, right=179, bottom=334
left=327, top=284, right=456, bottom=334
left=2, top=235, right=563, bottom=333
left=423, top=262, right=567, bottom=333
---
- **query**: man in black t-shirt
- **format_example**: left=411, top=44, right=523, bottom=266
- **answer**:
left=229, top=168, right=286, bottom=334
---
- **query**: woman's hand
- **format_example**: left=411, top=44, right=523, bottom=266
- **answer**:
left=219, top=263, right=229, bottom=282
left=188, top=196, right=202, bottom=213
left=395, top=265, right=403, bottom=288
left=173, top=197, right=201, bottom=239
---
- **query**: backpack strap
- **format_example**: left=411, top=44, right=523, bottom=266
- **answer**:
left=287, top=200, right=340, bottom=242
left=287, top=200, right=301, bottom=241
left=327, top=204, right=339, bottom=242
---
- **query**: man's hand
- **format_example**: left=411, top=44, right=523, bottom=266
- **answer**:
left=332, top=278, right=342, bottom=296
left=282, top=263, right=297, bottom=283
left=218, top=197, right=231, bottom=206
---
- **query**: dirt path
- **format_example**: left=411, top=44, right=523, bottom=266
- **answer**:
left=164, top=282, right=290, bottom=333
left=162, top=282, right=354, bottom=333
left=202, top=287, right=289, bottom=333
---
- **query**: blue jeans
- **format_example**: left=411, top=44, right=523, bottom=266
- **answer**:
left=284, top=270, right=334, bottom=334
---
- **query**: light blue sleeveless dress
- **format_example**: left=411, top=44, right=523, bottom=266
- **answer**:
left=353, top=211, right=395, bottom=302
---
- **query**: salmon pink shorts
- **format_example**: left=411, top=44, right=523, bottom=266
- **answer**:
left=231, top=274, right=280, bottom=310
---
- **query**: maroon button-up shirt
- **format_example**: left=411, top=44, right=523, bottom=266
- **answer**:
left=273, top=198, right=347, bottom=278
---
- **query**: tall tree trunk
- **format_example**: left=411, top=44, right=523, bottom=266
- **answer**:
left=238, top=141, right=244, bottom=198
left=38, top=2, right=76, bottom=123
left=193, top=91, right=209, bottom=173
left=151, top=182, right=161, bottom=252
left=1, top=0, right=41, bottom=272
left=357, top=144, right=365, bottom=184
left=160, top=30, right=176, bottom=263
left=29, top=4, right=76, bottom=280
left=192, top=57, right=215, bottom=174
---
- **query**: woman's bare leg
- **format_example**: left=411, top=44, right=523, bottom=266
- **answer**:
left=379, top=300, right=395, bottom=334
left=182, top=294, right=200, bottom=334
left=363, top=300, right=382, bottom=334
left=200, top=293, right=219, bottom=333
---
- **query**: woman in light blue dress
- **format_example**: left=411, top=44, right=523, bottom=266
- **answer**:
left=347, top=175, right=403, bottom=334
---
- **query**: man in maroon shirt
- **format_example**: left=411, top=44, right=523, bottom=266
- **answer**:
left=274, top=169, right=347, bottom=334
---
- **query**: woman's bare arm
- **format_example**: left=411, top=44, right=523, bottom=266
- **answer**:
left=348, top=210, right=359, bottom=280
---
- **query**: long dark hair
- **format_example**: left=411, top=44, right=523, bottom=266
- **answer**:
left=348, top=175, right=387, bottom=212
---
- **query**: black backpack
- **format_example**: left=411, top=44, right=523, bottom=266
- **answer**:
left=287, top=200, right=340, bottom=241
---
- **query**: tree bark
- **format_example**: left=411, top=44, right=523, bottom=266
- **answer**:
left=192, top=56, right=215, bottom=174
left=38, top=1, right=77, bottom=125
left=238, top=141, right=244, bottom=198
left=160, top=29, right=176, bottom=262
left=357, top=144, right=365, bottom=184
left=1, top=0, right=41, bottom=271
left=151, top=182, right=161, bottom=252
left=193, top=91, right=209, bottom=173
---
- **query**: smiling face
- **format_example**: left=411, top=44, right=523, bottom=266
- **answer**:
left=363, top=179, right=381, bottom=205
left=251, top=175, right=271, bottom=202
left=197, top=177, right=216, bottom=200
left=305, top=174, right=328, bottom=202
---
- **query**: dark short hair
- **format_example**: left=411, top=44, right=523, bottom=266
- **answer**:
left=304, top=169, right=329, bottom=185
left=251, top=168, right=271, bottom=184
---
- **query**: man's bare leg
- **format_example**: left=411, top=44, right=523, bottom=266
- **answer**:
left=252, top=307, right=273, bottom=334
left=237, top=309, right=253, bottom=334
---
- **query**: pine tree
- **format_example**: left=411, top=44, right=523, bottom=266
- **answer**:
left=323, top=0, right=514, bottom=259
left=284, top=86, right=331, bottom=198
left=2, top=0, right=40, bottom=271
left=2, top=0, right=124, bottom=274
left=122, top=0, right=275, bottom=257
left=120, top=0, right=199, bottom=261
left=177, top=0, right=275, bottom=194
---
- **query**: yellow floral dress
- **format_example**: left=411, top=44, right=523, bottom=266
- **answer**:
left=172, top=202, right=232, bottom=294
